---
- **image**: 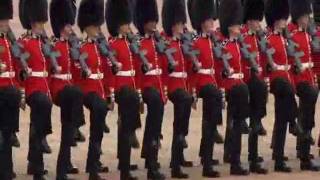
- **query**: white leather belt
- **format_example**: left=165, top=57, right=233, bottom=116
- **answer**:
left=198, top=68, right=215, bottom=75
left=169, top=72, right=187, bottom=78
left=301, top=62, right=314, bottom=69
left=52, top=73, right=72, bottom=80
left=116, top=70, right=136, bottom=77
left=0, top=71, right=15, bottom=78
left=145, top=68, right=162, bottom=76
left=229, top=73, right=244, bottom=79
left=30, top=71, right=48, bottom=78
left=88, top=73, right=104, bottom=80
left=274, top=64, right=291, bottom=71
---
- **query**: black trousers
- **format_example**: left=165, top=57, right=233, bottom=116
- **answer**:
left=295, top=82, right=318, bottom=161
left=168, top=89, right=193, bottom=168
left=141, top=87, right=164, bottom=169
left=270, top=78, right=298, bottom=161
left=84, top=93, right=108, bottom=173
left=56, top=86, right=83, bottom=177
left=27, top=92, right=52, bottom=175
left=223, top=84, right=250, bottom=165
left=116, top=87, right=140, bottom=173
left=247, top=77, right=268, bottom=161
left=198, top=85, right=223, bottom=167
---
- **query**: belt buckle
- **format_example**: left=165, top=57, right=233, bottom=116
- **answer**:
left=44, top=71, right=48, bottom=77
left=98, top=73, right=102, bottom=79
left=131, top=70, right=134, bottom=76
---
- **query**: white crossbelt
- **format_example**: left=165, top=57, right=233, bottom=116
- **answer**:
left=145, top=68, right=162, bottom=76
left=52, top=73, right=72, bottom=80
left=30, top=71, right=48, bottom=78
left=116, top=70, right=136, bottom=77
left=198, top=68, right=215, bottom=75
left=229, top=73, right=244, bottom=79
left=301, top=62, right=314, bottom=69
left=274, top=64, right=291, bottom=71
left=88, top=73, right=104, bottom=80
left=169, top=72, right=187, bottom=78
left=0, top=71, right=15, bottom=78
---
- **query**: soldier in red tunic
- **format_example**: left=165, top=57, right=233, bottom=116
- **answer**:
left=105, top=0, right=141, bottom=179
left=288, top=0, right=320, bottom=171
left=0, top=0, right=23, bottom=179
left=188, top=0, right=222, bottom=178
left=77, top=0, right=109, bottom=179
left=162, top=0, right=194, bottom=178
left=314, top=0, right=320, bottom=157
left=264, top=0, right=299, bottom=173
left=49, top=0, right=85, bottom=179
left=218, top=0, right=250, bottom=176
left=241, top=0, right=268, bottom=174
left=133, top=0, right=166, bottom=179
left=19, top=0, right=54, bottom=179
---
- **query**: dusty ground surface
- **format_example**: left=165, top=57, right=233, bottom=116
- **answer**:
left=8, top=1, right=320, bottom=179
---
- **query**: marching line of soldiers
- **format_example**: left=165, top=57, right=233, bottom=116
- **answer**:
left=1, top=0, right=320, bottom=180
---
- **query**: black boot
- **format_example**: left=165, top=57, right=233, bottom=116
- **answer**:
left=250, top=162, right=268, bottom=174
left=129, top=133, right=140, bottom=149
left=274, top=161, right=292, bottom=173
left=120, top=171, right=138, bottom=180
left=33, top=174, right=46, bottom=180
left=10, top=133, right=20, bottom=148
left=213, top=130, right=224, bottom=144
left=74, top=129, right=85, bottom=142
left=145, top=160, right=161, bottom=169
left=202, top=166, right=220, bottom=178
left=41, top=138, right=52, bottom=154
left=27, top=163, right=48, bottom=175
left=300, top=160, right=320, bottom=171
left=230, top=164, right=249, bottom=176
left=248, top=156, right=264, bottom=163
left=201, top=158, right=219, bottom=166
left=223, top=154, right=230, bottom=163
left=67, top=164, right=79, bottom=174
left=147, top=169, right=165, bottom=180
left=241, top=121, right=251, bottom=134
left=258, top=126, right=267, bottom=136
left=103, top=123, right=110, bottom=133
left=89, top=173, right=105, bottom=180
left=171, top=167, right=189, bottom=179
left=117, top=164, right=138, bottom=171
left=56, top=174, right=75, bottom=180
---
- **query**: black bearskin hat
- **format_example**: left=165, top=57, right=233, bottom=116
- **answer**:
left=0, top=0, right=13, bottom=20
left=134, top=0, right=159, bottom=35
left=289, top=0, right=312, bottom=23
left=50, top=0, right=77, bottom=37
left=265, top=0, right=289, bottom=27
left=243, top=0, right=264, bottom=22
left=162, top=0, right=187, bottom=36
left=188, top=0, right=217, bottom=33
left=219, top=0, right=243, bottom=37
left=314, top=0, right=320, bottom=24
left=26, top=0, right=48, bottom=23
left=106, top=0, right=133, bottom=37
left=19, top=0, right=31, bottom=29
left=78, top=0, right=104, bottom=32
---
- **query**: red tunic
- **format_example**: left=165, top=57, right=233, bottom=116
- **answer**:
left=0, top=35, right=19, bottom=88
left=50, top=40, right=74, bottom=102
left=216, top=39, right=245, bottom=91
left=289, top=28, right=316, bottom=87
left=240, top=26, right=266, bottom=83
left=19, top=36, right=51, bottom=98
left=165, top=37, right=188, bottom=94
left=191, top=34, right=218, bottom=92
left=78, top=40, right=106, bottom=99
left=266, top=32, right=294, bottom=84
left=106, top=37, right=139, bottom=93
left=137, top=36, right=167, bottom=102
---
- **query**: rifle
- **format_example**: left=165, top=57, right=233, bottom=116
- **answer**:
left=257, top=30, right=277, bottom=72
left=40, top=31, right=61, bottom=73
left=126, top=33, right=152, bottom=74
left=181, top=31, right=201, bottom=72
left=307, top=19, right=320, bottom=53
left=154, top=31, right=177, bottom=73
left=68, top=33, right=91, bottom=77
left=237, top=34, right=260, bottom=73
left=209, top=33, right=233, bottom=77
left=96, top=32, right=122, bottom=74
left=283, top=28, right=304, bottom=74
left=7, top=29, right=30, bottom=75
